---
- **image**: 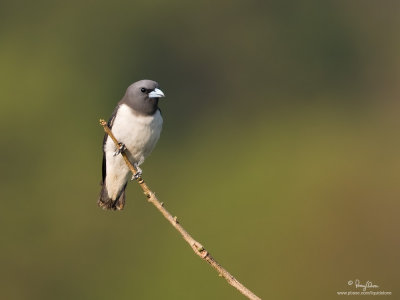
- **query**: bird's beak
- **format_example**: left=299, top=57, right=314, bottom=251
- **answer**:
left=148, top=88, right=165, bottom=98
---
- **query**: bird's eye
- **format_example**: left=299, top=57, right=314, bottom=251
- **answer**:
left=140, top=88, right=146, bottom=93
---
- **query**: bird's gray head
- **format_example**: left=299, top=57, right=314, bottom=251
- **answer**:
left=121, top=79, right=165, bottom=116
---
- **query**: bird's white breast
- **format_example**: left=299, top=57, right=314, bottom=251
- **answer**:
left=105, top=104, right=163, bottom=163
left=104, top=104, right=163, bottom=199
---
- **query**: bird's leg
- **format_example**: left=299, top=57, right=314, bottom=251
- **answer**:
left=131, top=163, right=143, bottom=180
left=113, top=143, right=126, bottom=156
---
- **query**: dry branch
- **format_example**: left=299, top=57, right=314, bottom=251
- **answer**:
left=99, top=119, right=261, bottom=300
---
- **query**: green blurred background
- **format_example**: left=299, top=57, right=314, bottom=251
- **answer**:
left=1, top=1, right=399, bottom=299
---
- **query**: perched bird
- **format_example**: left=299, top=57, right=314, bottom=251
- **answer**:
left=98, top=80, right=165, bottom=210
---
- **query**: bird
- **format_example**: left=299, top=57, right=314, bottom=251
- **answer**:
left=98, top=79, right=165, bottom=210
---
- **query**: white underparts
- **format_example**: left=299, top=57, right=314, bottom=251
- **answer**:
left=104, top=104, right=163, bottom=199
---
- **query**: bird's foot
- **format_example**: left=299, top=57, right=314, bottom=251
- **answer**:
left=113, top=143, right=126, bottom=156
left=131, top=172, right=142, bottom=180
left=131, top=164, right=143, bottom=180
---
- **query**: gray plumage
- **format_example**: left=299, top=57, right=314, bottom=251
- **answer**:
left=98, top=80, right=165, bottom=210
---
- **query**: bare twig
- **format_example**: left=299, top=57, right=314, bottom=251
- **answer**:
left=99, top=119, right=261, bottom=300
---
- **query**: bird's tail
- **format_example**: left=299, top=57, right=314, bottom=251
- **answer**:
left=98, top=183, right=126, bottom=211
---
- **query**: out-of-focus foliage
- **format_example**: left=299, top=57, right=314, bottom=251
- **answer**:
left=1, top=1, right=399, bottom=299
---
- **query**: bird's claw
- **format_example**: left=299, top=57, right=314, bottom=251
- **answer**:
left=113, top=143, right=126, bottom=156
left=131, top=171, right=143, bottom=180
left=131, top=163, right=143, bottom=180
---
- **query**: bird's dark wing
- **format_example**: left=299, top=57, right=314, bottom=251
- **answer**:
left=102, top=105, right=119, bottom=183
